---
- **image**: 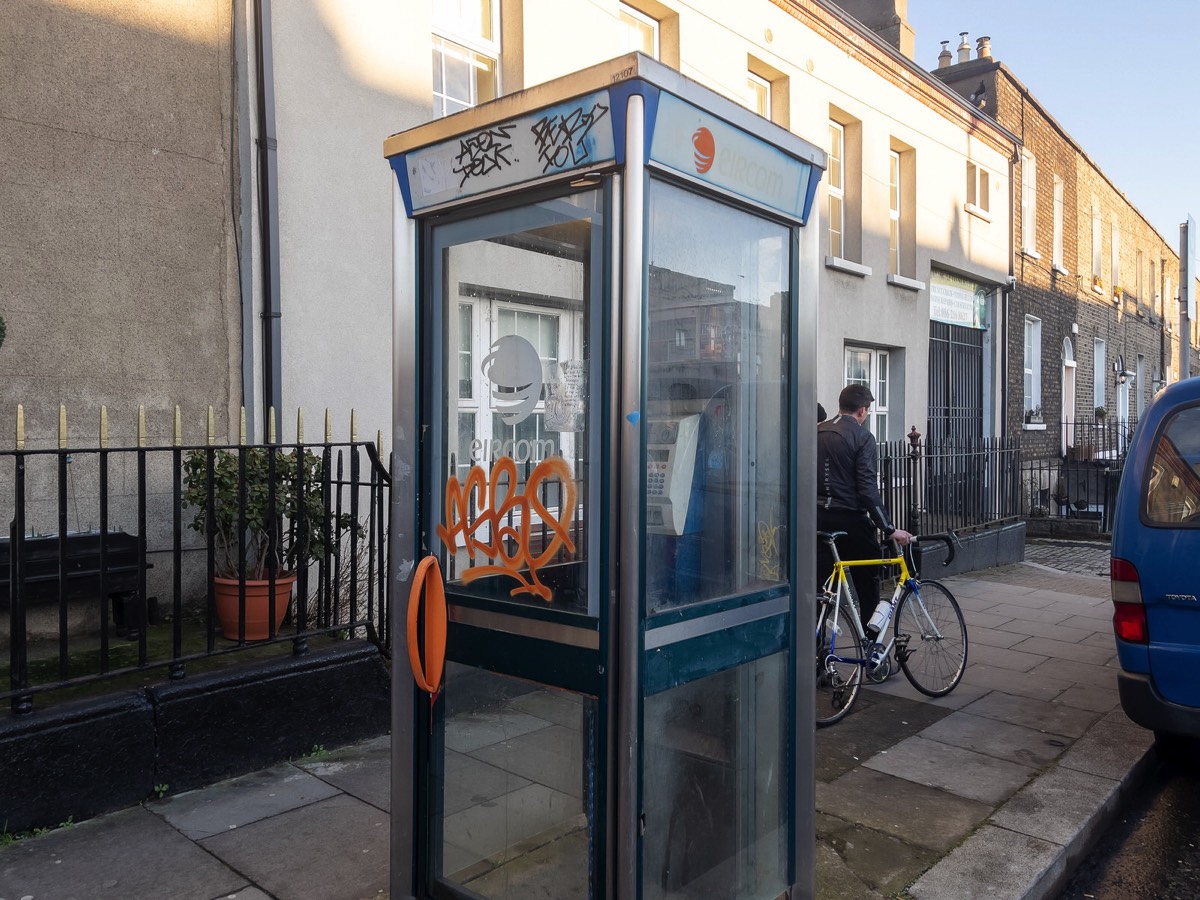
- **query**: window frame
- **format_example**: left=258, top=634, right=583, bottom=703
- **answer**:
left=828, top=121, right=844, bottom=260
left=844, top=346, right=890, bottom=439
left=746, top=72, right=770, bottom=119
left=1052, top=176, right=1065, bottom=272
left=618, top=3, right=659, bottom=57
left=431, top=0, right=501, bottom=118
left=888, top=150, right=900, bottom=276
left=1111, top=218, right=1121, bottom=295
left=966, top=160, right=991, bottom=218
left=1021, top=154, right=1037, bottom=254
left=1094, top=337, right=1107, bottom=411
left=1023, top=316, right=1042, bottom=417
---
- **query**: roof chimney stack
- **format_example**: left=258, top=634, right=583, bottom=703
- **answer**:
left=938, top=40, right=952, bottom=69
left=957, top=31, right=971, bottom=63
left=976, top=35, right=992, bottom=59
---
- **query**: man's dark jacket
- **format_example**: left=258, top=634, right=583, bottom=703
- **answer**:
left=816, top=413, right=896, bottom=535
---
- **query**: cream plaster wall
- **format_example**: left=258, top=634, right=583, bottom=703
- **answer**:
left=261, top=0, right=1013, bottom=446
left=262, top=0, right=432, bottom=446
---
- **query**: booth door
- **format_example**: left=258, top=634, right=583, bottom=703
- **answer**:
left=423, top=188, right=606, bottom=899
left=639, top=180, right=795, bottom=900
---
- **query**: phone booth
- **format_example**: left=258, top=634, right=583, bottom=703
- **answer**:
left=387, top=53, right=824, bottom=900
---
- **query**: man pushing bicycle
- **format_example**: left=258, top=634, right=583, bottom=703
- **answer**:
left=817, top=384, right=912, bottom=631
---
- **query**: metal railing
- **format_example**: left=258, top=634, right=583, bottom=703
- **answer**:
left=879, top=435, right=1024, bottom=535
left=2, top=406, right=390, bottom=716
left=878, top=419, right=1134, bottom=537
left=1018, top=418, right=1133, bottom=533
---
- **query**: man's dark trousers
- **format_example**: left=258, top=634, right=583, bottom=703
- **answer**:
left=817, top=507, right=882, bottom=628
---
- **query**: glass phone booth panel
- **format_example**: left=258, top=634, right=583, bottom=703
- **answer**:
left=640, top=181, right=791, bottom=899
left=428, top=188, right=605, bottom=899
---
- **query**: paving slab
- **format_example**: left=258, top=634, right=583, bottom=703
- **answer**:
left=959, top=662, right=1074, bottom=701
left=296, top=733, right=392, bottom=811
left=817, top=810, right=937, bottom=898
left=200, top=793, right=389, bottom=900
left=990, top=765, right=1122, bottom=846
left=1053, top=682, right=1120, bottom=712
left=960, top=690, right=1101, bottom=737
left=0, top=807, right=247, bottom=900
left=865, top=734, right=1036, bottom=805
left=920, top=710, right=1073, bottom=768
left=149, top=762, right=341, bottom=840
left=817, top=767, right=992, bottom=853
left=908, top=823, right=1066, bottom=900
left=815, top=691, right=952, bottom=782
left=1057, top=708, right=1155, bottom=780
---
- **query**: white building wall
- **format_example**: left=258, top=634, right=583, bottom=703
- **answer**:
left=254, top=2, right=432, bottom=442
left=254, top=0, right=1012, bottom=446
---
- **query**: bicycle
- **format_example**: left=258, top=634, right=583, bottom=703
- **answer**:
left=815, top=530, right=968, bottom=726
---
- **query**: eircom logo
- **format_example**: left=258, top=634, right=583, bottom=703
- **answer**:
left=692, top=127, right=715, bottom=174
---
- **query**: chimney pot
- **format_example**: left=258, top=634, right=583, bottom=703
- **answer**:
left=976, top=35, right=992, bottom=58
left=938, top=40, right=952, bottom=69
left=957, top=31, right=971, bottom=63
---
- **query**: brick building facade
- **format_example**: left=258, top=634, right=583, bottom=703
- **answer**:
left=934, top=35, right=1190, bottom=460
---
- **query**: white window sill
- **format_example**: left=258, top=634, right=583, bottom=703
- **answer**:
left=1023, top=423, right=1047, bottom=431
left=965, top=203, right=992, bottom=222
left=825, top=256, right=872, bottom=278
left=887, top=273, right=926, bottom=292
left=1052, top=264, right=1069, bottom=276
left=1022, top=247, right=1041, bottom=260
left=1092, top=284, right=1105, bottom=295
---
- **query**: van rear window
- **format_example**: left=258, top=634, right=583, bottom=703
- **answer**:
left=1145, top=406, right=1200, bottom=524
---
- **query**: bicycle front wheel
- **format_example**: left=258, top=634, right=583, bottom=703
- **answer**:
left=894, top=579, right=968, bottom=697
left=816, top=598, right=863, bottom=726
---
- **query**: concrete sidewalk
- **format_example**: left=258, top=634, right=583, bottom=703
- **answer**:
left=0, top=541, right=1151, bottom=900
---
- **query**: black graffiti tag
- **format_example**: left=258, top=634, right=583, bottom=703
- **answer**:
left=452, top=124, right=516, bottom=188
left=530, top=102, right=610, bottom=173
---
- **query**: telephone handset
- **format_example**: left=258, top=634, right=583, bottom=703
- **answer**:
left=645, top=414, right=701, bottom=535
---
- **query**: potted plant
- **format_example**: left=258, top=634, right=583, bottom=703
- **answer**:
left=1095, top=405, right=1108, bottom=422
left=182, top=446, right=341, bottom=639
left=1024, top=405, right=1043, bottom=425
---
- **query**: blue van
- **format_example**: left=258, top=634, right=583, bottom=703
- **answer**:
left=1111, top=376, right=1200, bottom=752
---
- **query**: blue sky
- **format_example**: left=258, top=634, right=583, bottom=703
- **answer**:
left=904, top=0, right=1197, bottom=249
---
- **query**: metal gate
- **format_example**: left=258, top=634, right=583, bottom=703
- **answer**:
left=928, top=321, right=984, bottom=443
left=927, top=321, right=985, bottom=519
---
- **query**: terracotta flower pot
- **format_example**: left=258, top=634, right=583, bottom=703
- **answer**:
left=213, top=574, right=296, bottom=640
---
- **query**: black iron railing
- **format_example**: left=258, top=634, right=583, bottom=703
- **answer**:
left=1018, top=418, right=1133, bottom=533
left=879, top=435, right=1024, bottom=535
left=2, top=415, right=389, bottom=716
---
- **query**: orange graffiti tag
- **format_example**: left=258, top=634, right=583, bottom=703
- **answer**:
left=436, top=456, right=578, bottom=601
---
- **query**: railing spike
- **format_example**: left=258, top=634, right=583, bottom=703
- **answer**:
left=138, top=405, right=146, bottom=448
left=100, top=406, right=108, bottom=449
left=350, top=408, right=358, bottom=443
left=268, top=406, right=276, bottom=444
left=174, top=405, right=182, bottom=447
left=377, top=429, right=383, bottom=454
left=16, top=403, right=24, bottom=450
left=59, top=404, right=67, bottom=449
left=297, top=407, right=304, bottom=444
left=239, top=406, right=247, bottom=445
left=325, top=408, right=332, bottom=444
left=207, top=406, right=215, bottom=445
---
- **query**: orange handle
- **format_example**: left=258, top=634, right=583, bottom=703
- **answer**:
left=407, top=555, right=447, bottom=695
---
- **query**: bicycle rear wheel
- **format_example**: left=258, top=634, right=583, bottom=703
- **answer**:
left=816, top=598, right=863, bottom=726
left=894, top=579, right=968, bottom=697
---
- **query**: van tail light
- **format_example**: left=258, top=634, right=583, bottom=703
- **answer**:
left=1113, top=603, right=1148, bottom=643
left=1111, top=557, right=1147, bottom=643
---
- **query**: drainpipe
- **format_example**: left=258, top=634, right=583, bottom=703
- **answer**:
left=254, top=0, right=283, bottom=439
